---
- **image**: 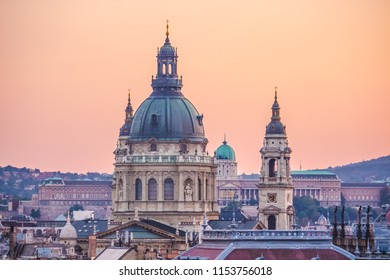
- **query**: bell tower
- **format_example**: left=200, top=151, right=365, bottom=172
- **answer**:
left=258, top=88, right=294, bottom=230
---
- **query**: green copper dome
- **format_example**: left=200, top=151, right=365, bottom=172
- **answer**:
left=216, top=140, right=236, bottom=161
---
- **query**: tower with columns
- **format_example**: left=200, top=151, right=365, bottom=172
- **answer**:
left=111, top=23, right=219, bottom=231
left=258, top=88, right=294, bottom=230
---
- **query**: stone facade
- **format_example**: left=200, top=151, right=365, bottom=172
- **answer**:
left=111, top=25, right=219, bottom=230
left=341, top=182, right=387, bottom=207
left=36, top=178, right=111, bottom=220
left=292, top=171, right=342, bottom=206
left=258, top=89, right=294, bottom=230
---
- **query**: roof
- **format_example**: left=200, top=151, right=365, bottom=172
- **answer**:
left=216, top=140, right=236, bottom=161
left=178, top=247, right=225, bottom=260
left=219, top=209, right=247, bottom=222
left=72, top=219, right=108, bottom=239
left=130, top=96, right=206, bottom=142
left=208, top=220, right=259, bottom=230
left=292, top=170, right=336, bottom=176
left=225, top=248, right=351, bottom=260
left=95, top=247, right=133, bottom=260
left=60, top=218, right=77, bottom=240
left=129, top=33, right=206, bottom=143
left=291, top=170, right=339, bottom=180
left=95, top=218, right=186, bottom=241
left=142, top=218, right=186, bottom=238
left=55, top=215, right=67, bottom=221
left=341, top=182, right=386, bottom=188
left=179, top=229, right=355, bottom=260
left=63, top=180, right=111, bottom=186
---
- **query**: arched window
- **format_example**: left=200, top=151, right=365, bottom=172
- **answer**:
left=148, top=178, right=157, bottom=200
left=150, top=143, right=157, bottom=152
left=206, top=179, right=209, bottom=200
left=164, top=178, right=174, bottom=200
left=269, top=159, right=277, bottom=177
left=268, top=215, right=276, bottom=230
left=135, top=179, right=142, bottom=200
left=180, top=144, right=187, bottom=154
left=198, top=178, right=202, bottom=201
left=163, top=63, right=167, bottom=74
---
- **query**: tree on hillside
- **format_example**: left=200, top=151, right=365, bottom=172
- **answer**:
left=293, top=196, right=322, bottom=226
left=67, top=204, right=84, bottom=218
left=30, top=208, right=41, bottom=220
left=379, top=186, right=390, bottom=205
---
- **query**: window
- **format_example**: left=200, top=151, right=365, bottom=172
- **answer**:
left=150, top=143, right=157, bottom=152
left=135, top=179, right=142, bottom=200
left=180, top=144, right=187, bottom=154
left=198, top=178, right=202, bottom=201
left=269, top=159, right=277, bottom=177
left=206, top=179, right=209, bottom=200
left=148, top=178, right=157, bottom=200
left=151, top=114, right=159, bottom=125
left=164, top=178, right=174, bottom=200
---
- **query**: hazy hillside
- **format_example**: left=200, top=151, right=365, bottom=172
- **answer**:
left=326, top=155, right=390, bottom=183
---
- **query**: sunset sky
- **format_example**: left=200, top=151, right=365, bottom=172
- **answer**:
left=1, top=0, right=389, bottom=175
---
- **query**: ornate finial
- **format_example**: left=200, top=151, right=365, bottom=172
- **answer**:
left=223, top=133, right=227, bottom=145
left=166, top=19, right=169, bottom=37
left=274, top=86, right=278, bottom=101
left=128, top=88, right=131, bottom=103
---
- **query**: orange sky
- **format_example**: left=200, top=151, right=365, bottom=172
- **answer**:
left=0, top=0, right=389, bottom=175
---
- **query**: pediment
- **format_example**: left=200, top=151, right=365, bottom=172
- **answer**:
left=96, top=219, right=184, bottom=241
left=219, top=182, right=240, bottom=189
left=262, top=205, right=281, bottom=214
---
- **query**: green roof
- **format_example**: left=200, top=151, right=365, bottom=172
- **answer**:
left=216, top=140, right=236, bottom=161
left=291, top=170, right=336, bottom=176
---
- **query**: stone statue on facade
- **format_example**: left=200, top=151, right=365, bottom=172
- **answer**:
left=184, top=183, right=193, bottom=201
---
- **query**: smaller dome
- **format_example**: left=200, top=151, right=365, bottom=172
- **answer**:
left=266, top=121, right=286, bottom=134
left=60, top=218, right=77, bottom=240
left=216, top=140, right=236, bottom=161
left=159, top=38, right=175, bottom=56
left=317, top=214, right=327, bottom=225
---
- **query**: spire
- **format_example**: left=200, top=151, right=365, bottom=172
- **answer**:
left=67, top=211, right=71, bottom=223
left=166, top=19, right=169, bottom=38
left=223, top=133, right=227, bottom=145
left=151, top=21, right=183, bottom=95
left=271, top=86, right=280, bottom=120
left=125, top=89, right=133, bottom=119
left=119, top=89, right=134, bottom=136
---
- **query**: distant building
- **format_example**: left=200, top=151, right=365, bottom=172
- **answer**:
left=292, top=170, right=342, bottom=206
left=341, top=182, right=388, bottom=207
left=35, top=178, right=111, bottom=220
left=215, top=138, right=259, bottom=206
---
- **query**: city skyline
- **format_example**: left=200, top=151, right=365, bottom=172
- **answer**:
left=1, top=1, right=389, bottom=174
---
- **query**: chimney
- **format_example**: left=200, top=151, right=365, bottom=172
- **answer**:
left=88, top=235, right=97, bottom=259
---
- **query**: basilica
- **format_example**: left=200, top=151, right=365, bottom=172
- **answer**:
left=111, top=23, right=297, bottom=233
left=111, top=24, right=219, bottom=231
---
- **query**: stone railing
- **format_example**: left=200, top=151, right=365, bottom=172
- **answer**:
left=116, top=155, right=214, bottom=164
left=202, top=229, right=331, bottom=240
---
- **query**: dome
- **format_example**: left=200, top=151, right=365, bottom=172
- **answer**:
left=216, top=140, right=236, bottom=161
left=266, top=121, right=286, bottom=134
left=60, top=218, right=77, bottom=240
left=265, top=89, right=286, bottom=135
left=159, top=38, right=175, bottom=56
left=130, top=96, right=205, bottom=142
left=317, top=214, right=327, bottom=225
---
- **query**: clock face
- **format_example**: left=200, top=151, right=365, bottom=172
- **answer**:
left=267, top=193, right=277, bottom=203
